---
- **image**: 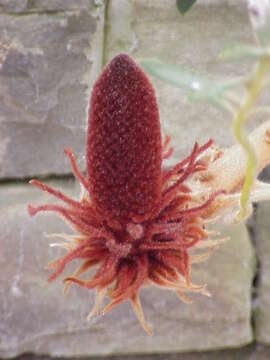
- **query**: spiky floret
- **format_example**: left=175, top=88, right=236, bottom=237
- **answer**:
left=28, top=54, right=224, bottom=334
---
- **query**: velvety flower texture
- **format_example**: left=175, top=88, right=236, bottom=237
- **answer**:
left=28, top=54, right=223, bottom=334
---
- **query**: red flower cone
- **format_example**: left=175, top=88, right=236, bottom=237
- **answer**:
left=28, top=54, right=223, bottom=334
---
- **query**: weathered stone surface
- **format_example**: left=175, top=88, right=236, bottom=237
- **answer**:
left=12, top=344, right=270, bottom=360
left=254, top=201, right=270, bottom=344
left=0, top=0, right=94, bottom=13
left=0, top=182, right=255, bottom=357
left=0, top=2, right=104, bottom=178
left=105, top=0, right=258, bottom=167
left=0, top=0, right=28, bottom=13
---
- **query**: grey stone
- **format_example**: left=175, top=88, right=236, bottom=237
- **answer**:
left=105, top=0, right=258, bottom=167
left=0, top=0, right=95, bottom=13
left=12, top=344, right=270, bottom=360
left=0, top=181, right=255, bottom=357
left=258, top=164, right=270, bottom=182
left=0, top=0, right=28, bottom=13
left=254, top=201, right=270, bottom=344
left=29, top=0, right=96, bottom=12
left=0, top=2, right=104, bottom=178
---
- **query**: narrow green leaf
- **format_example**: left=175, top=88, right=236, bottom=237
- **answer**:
left=176, top=0, right=197, bottom=15
left=141, top=60, right=201, bottom=91
left=141, top=59, right=243, bottom=110
left=220, top=44, right=269, bottom=61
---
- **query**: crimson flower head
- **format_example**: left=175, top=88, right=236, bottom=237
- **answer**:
left=28, top=54, right=225, bottom=334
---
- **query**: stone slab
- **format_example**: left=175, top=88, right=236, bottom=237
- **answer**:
left=0, top=1, right=104, bottom=178
left=13, top=344, right=270, bottom=360
left=0, top=181, right=255, bottom=357
left=105, top=0, right=262, bottom=168
left=0, top=0, right=95, bottom=13
left=253, top=201, right=270, bottom=344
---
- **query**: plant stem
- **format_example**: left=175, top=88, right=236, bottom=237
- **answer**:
left=233, top=56, right=270, bottom=219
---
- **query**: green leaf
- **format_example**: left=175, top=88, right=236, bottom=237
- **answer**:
left=141, top=59, right=243, bottom=109
left=220, top=44, right=269, bottom=61
left=176, top=0, right=197, bottom=15
left=141, top=59, right=202, bottom=91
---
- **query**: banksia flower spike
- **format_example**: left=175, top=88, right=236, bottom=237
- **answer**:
left=28, top=54, right=270, bottom=334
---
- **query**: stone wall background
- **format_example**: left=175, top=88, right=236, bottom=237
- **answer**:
left=1, top=0, right=270, bottom=359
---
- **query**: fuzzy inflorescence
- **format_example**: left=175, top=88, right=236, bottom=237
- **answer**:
left=28, top=54, right=223, bottom=334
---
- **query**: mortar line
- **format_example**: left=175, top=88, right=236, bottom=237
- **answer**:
left=247, top=203, right=261, bottom=343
